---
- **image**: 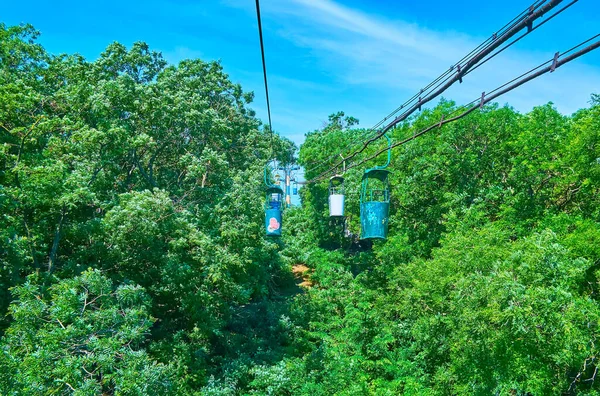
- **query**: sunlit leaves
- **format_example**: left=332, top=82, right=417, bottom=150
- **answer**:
left=0, top=270, right=180, bottom=395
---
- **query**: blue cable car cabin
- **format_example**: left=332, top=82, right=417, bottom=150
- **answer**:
left=360, top=168, right=390, bottom=240
left=265, top=185, right=284, bottom=237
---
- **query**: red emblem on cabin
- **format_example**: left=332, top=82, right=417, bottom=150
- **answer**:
left=267, top=217, right=280, bottom=232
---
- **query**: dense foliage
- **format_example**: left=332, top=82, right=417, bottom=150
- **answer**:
left=0, top=23, right=294, bottom=395
left=287, top=99, right=600, bottom=394
left=2, top=23, right=600, bottom=395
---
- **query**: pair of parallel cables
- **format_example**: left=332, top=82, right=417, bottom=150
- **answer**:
left=303, top=0, right=561, bottom=175
left=305, top=0, right=585, bottom=181
left=309, top=33, right=600, bottom=182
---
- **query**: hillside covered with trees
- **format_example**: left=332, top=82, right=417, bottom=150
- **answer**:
left=1, top=23, right=600, bottom=395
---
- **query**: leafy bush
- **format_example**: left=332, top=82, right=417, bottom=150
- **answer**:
left=0, top=269, right=183, bottom=395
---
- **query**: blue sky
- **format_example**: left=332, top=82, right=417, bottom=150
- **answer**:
left=4, top=0, right=600, bottom=144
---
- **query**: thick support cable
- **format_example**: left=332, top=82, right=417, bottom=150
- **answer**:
left=309, top=0, right=565, bottom=179
left=303, top=0, right=552, bottom=174
left=307, top=0, right=548, bottom=172
left=307, top=35, right=600, bottom=183
left=379, top=0, right=562, bottom=132
left=463, top=0, right=578, bottom=79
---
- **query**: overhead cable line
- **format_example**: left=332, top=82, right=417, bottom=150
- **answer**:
left=306, top=0, right=566, bottom=177
left=255, top=0, right=274, bottom=156
left=306, top=34, right=600, bottom=183
left=463, top=0, right=579, bottom=79
left=369, top=0, right=550, bottom=130
left=303, top=0, right=552, bottom=173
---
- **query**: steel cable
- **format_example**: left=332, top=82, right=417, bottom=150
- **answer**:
left=306, top=34, right=600, bottom=183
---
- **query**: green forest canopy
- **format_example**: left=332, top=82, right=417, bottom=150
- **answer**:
left=1, top=23, right=600, bottom=395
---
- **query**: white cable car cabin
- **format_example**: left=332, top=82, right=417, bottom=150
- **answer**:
left=328, top=175, right=345, bottom=217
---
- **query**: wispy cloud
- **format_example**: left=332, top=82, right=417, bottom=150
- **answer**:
left=161, top=46, right=205, bottom=65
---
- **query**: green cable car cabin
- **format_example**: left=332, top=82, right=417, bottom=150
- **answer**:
left=360, top=168, right=390, bottom=240
left=359, top=134, right=391, bottom=240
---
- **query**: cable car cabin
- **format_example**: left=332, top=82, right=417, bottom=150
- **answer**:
left=293, top=182, right=298, bottom=195
left=360, top=168, right=390, bottom=240
left=265, top=185, right=284, bottom=237
left=328, top=175, right=345, bottom=217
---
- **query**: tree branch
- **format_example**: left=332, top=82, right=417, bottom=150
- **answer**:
left=132, top=149, right=157, bottom=188
left=48, top=204, right=66, bottom=273
left=147, top=141, right=169, bottom=184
